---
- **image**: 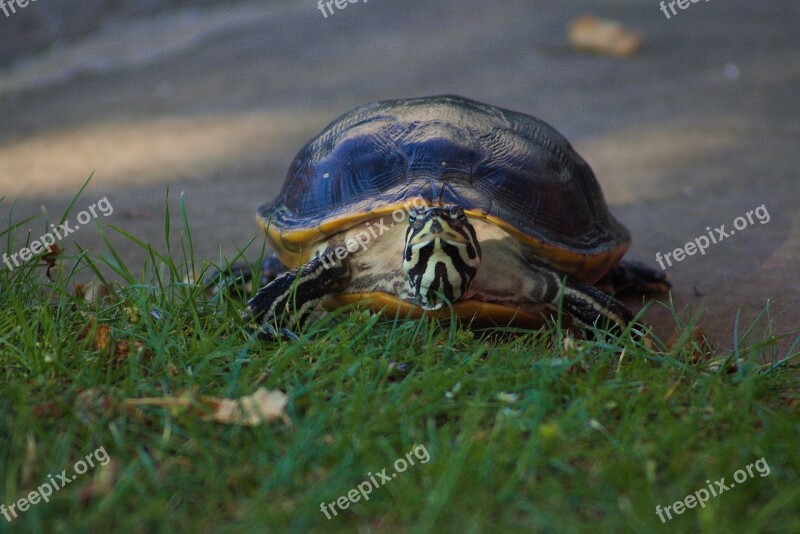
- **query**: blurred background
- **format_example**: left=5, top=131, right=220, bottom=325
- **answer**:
left=1, top=0, right=798, bottom=349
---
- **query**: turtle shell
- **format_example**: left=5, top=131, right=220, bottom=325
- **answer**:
left=258, top=95, right=630, bottom=282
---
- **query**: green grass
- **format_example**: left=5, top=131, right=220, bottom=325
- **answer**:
left=1, top=192, right=799, bottom=533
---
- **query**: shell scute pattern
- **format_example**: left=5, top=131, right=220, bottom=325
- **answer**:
left=259, top=95, right=629, bottom=259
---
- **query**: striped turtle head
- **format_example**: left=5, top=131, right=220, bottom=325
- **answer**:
left=403, top=205, right=481, bottom=310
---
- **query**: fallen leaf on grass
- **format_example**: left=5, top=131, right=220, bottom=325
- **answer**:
left=125, top=387, right=290, bottom=426
left=123, top=390, right=195, bottom=416
left=669, top=326, right=713, bottom=364
left=568, top=15, right=642, bottom=58
left=207, top=388, right=290, bottom=426
left=80, top=319, right=153, bottom=364
left=111, top=339, right=150, bottom=364
left=42, top=243, right=62, bottom=280
left=562, top=336, right=581, bottom=357
left=93, top=324, right=112, bottom=352
left=74, top=281, right=110, bottom=304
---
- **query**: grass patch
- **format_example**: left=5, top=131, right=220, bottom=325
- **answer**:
left=0, top=192, right=798, bottom=533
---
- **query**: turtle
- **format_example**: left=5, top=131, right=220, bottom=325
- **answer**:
left=241, top=95, right=669, bottom=337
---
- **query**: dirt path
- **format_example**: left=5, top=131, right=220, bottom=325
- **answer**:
left=1, top=0, right=798, bottom=350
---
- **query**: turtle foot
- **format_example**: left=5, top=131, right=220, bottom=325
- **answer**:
left=206, top=254, right=287, bottom=298
left=599, top=259, right=671, bottom=295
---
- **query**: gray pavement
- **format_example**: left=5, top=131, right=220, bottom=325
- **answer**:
left=1, top=0, right=798, bottom=350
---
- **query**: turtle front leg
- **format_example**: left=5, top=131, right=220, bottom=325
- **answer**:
left=246, top=254, right=351, bottom=338
left=206, top=253, right=287, bottom=298
left=556, top=276, right=634, bottom=334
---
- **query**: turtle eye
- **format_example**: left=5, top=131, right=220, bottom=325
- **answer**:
left=408, top=208, right=427, bottom=230
left=448, top=206, right=465, bottom=226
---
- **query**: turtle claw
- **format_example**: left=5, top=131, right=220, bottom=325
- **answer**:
left=257, top=254, right=289, bottom=286
left=205, top=264, right=255, bottom=298
left=205, top=253, right=288, bottom=299
left=247, top=323, right=299, bottom=341
left=600, top=260, right=671, bottom=295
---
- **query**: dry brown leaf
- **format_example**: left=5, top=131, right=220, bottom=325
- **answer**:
left=93, top=324, right=112, bottom=352
left=208, top=388, right=289, bottom=426
left=562, top=337, right=579, bottom=357
left=42, top=243, right=62, bottom=280
left=124, top=388, right=290, bottom=426
left=669, top=326, right=712, bottom=364
left=75, top=281, right=110, bottom=304
left=81, top=319, right=151, bottom=364
left=124, top=390, right=196, bottom=416
left=568, top=15, right=642, bottom=58
left=114, top=340, right=131, bottom=363
left=113, top=339, right=151, bottom=364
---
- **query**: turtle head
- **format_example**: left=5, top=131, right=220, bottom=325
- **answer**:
left=403, top=205, right=481, bottom=310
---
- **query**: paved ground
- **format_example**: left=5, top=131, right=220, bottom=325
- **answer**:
left=1, top=0, right=798, bottom=351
